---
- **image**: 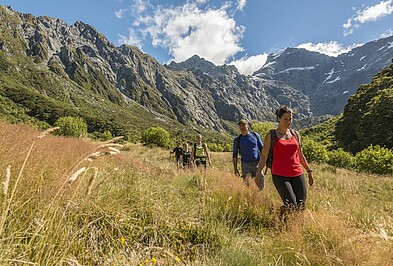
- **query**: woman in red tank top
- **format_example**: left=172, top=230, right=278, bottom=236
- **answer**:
left=256, top=105, right=314, bottom=215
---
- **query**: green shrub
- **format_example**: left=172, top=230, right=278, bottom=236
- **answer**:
left=252, top=121, right=276, bottom=139
left=301, top=138, right=329, bottom=163
left=354, top=145, right=393, bottom=175
left=54, top=116, right=88, bottom=138
left=328, top=148, right=355, bottom=169
left=208, top=143, right=222, bottom=152
left=223, top=143, right=232, bottom=152
left=91, top=130, right=113, bottom=141
left=141, top=126, right=170, bottom=148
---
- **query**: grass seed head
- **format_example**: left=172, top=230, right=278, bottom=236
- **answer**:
left=3, top=165, right=11, bottom=196
left=37, top=127, right=60, bottom=139
left=68, top=167, right=87, bottom=184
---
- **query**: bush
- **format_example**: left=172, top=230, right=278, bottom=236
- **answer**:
left=91, top=130, right=113, bottom=141
left=141, top=126, right=170, bottom=148
left=354, top=145, right=393, bottom=175
left=301, top=138, right=329, bottom=163
left=54, top=116, right=88, bottom=138
left=252, top=121, right=276, bottom=139
left=208, top=143, right=222, bottom=152
left=223, top=143, right=232, bottom=152
left=328, top=148, right=355, bottom=169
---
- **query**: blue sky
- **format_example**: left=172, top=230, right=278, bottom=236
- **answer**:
left=1, top=0, right=393, bottom=75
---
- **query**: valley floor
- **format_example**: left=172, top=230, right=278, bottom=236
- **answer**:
left=0, top=122, right=392, bottom=265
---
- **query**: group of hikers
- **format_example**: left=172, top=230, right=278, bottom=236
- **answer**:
left=169, top=133, right=212, bottom=170
left=170, top=105, right=314, bottom=216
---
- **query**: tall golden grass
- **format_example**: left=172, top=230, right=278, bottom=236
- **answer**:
left=0, top=121, right=392, bottom=265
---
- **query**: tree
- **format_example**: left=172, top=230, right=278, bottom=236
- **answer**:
left=141, top=126, right=170, bottom=148
left=54, top=116, right=88, bottom=138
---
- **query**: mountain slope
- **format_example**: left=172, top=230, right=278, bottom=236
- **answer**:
left=254, top=38, right=393, bottom=115
left=1, top=5, right=393, bottom=134
left=0, top=5, right=311, bottom=133
left=335, top=63, right=393, bottom=153
left=0, top=6, right=203, bottom=140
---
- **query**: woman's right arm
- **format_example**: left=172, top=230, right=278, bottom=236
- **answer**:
left=255, top=133, right=271, bottom=188
left=257, top=133, right=271, bottom=173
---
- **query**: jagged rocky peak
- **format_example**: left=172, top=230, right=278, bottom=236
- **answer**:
left=166, top=55, right=241, bottom=78
left=71, top=20, right=104, bottom=42
left=254, top=47, right=331, bottom=77
left=165, top=54, right=216, bottom=72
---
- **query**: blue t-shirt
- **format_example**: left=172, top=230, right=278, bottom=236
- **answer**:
left=232, top=132, right=263, bottom=163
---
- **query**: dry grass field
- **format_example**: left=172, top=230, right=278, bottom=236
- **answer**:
left=0, top=122, right=392, bottom=265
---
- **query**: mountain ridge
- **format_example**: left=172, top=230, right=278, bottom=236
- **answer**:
left=1, top=5, right=393, bottom=135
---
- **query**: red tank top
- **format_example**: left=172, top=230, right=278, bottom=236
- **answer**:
left=272, top=134, right=303, bottom=177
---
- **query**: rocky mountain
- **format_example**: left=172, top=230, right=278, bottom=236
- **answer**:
left=253, top=38, right=393, bottom=115
left=1, top=5, right=393, bottom=135
left=166, top=55, right=312, bottom=122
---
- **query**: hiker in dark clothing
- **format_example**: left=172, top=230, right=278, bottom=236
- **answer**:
left=233, top=119, right=264, bottom=186
left=181, top=142, right=191, bottom=168
left=256, top=105, right=314, bottom=213
left=170, top=142, right=183, bottom=167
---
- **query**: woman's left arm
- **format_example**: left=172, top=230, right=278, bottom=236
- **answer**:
left=298, top=133, right=314, bottom=186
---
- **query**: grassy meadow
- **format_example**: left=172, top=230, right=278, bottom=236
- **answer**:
left=0, top=122, right=392, bottom=265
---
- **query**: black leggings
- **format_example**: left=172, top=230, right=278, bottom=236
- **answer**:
left=272, top=174, right=307, bottom=210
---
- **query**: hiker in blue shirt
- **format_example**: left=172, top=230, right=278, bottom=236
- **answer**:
left=233, top=119, right=264, bottom=186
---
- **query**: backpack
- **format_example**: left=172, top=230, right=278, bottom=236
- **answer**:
left=236, top=132, right=262, bottom=156
left=264, top=129, right=300, bottom=174
left=193, top=142, right=207, bottom=158
left=182, top=151, right=191, bottom=164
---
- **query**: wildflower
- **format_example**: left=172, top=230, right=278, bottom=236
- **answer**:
left=175, top=256, right=181, bottom=262
left=120, top=237, right=125, bottom=245
left=145, top=258, right=149, bottom=263
left=151, top=257, right=157, bottom=264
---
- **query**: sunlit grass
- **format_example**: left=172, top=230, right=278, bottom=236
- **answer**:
left=0, top=121, right=392, bottom=265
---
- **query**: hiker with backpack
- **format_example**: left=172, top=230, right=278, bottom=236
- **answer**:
left=233, top=119, right=264, bottom=185
left=181, top=142, right=192, bottom=168
left=170, top=141, right=183, bottom=168
left=190, top=134, right=211, bottom=170
left=255, top=105, right=314, bottom=213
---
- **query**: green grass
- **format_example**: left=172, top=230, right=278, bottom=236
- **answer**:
left=0, top=121, right=392, bottom=265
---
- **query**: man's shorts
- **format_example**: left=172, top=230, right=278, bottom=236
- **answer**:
left=241, top=161, right=258, bottom=178
left=195, top=157, right=207, bottom=167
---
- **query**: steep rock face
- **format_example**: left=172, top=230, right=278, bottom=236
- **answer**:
left=0, top=6, right=225, bottom=129
left=166, top=55, right=312, bottom=122
left=253, top=37, right=393, bottom=115
left=2, top=6, right=309, bottom=129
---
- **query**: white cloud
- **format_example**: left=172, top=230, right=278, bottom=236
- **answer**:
left=115, top=8, right=128, bottom=19
left=120, top=0, right=245, bottom=65
left=117, top=28, right=143, bottom=49
left=229, top=54, right=267, bottom=75
left=297, top=41, right=360, bottom=57
left=344, top=0, right=393, bottom=36
left=237, top=0, right=247, bottom=11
